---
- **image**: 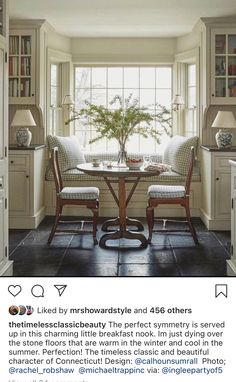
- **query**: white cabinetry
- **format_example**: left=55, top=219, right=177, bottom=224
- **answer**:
left=0, top=0, right=12, bottom=275
left=227, top=160, right=236, bottom=275
left=9, top=30, right=36, bottom=103
left=210, top=28, right=236, bottom=104
left=9, top=145, right=45, bottom=229
left=201, top=146, right=236, bottom=230
left=9, top=19, right=46, bottom=107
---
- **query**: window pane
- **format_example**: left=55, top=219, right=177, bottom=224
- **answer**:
left=126, top=134, right=140, bottom=152
left=75, top=88, right=91, bottom=108
left=140, top=89, right=155, bottom=107
left=91, top=89, right=107, bottom=106
left=108, top=89, right=123, bottom=108
left=188, top=64, right=196, bottom=86
left=140, top=67, right=155, bottom=88
left=156, top=67, right=172, bottom=88
left=50, top=86, right=57, bottom=106
left=156, top=89, right=172, bottom=108
left=92, top=67, right=106, bottom=88
left=108, top=67, right=123, bottom=88
left=124, top=89, right=139, bottom=103
left=51, top=64, right=57, bottom=86
left=188, top=87, right=196, bottom=108
left=124, top=67, right=139, bottom=88
left=75, top=67, right=91, bottom=88
left=139, top=136, right=156, bottom=153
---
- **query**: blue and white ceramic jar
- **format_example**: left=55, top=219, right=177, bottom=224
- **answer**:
left=16, top=128, right=32, bottom=147
left=215, top=129, right=232, bottom=148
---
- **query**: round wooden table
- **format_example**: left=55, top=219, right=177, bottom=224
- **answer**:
left=77, top=163, right=160, bottom=248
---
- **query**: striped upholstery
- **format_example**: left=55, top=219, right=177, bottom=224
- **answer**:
left=148, top=185, right=186, bottom=198
left=163, top=135, right=198, bottom=175
left=59, top=187, right=99, bottom=200
left=47, top=135, right=85, bottom=172
left=46, top=167, right=200, bottom=183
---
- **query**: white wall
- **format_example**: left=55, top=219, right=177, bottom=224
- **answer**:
left=46, top=29, right=71, bottom=53
left=71, top=37, right=176, bottom=63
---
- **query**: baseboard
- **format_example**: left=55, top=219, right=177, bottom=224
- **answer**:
left=9, top=207, right=46, bottom=229
left=0, top=260, right=13, bottom=276
left=200, top=209, right=230, bottom=230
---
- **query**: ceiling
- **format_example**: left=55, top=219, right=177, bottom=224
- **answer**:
left=9, top=0, right=236, bottom=38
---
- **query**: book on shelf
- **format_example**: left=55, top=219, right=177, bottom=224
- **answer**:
left=9, top=78, right=19, bottom=97
left=9, top=36, right=19, bottom=55
left=21, top=37, right=31, bottom=55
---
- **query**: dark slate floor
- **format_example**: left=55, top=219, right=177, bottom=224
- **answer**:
left=9, top=216, right=231, bottom=277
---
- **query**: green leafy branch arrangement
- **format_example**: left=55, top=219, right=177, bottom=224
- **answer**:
left=66, top=94, right=172, bottom=146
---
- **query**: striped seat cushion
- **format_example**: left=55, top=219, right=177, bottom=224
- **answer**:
left=148, top=185, right=186, bottom=198
left=59, top=187, right=99, bottom=200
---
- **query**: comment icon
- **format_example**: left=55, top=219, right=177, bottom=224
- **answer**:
left=31, top=284, right=44, bottom=298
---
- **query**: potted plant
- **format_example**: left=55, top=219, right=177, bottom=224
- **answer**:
left=66, top=94, right=172, bottom=164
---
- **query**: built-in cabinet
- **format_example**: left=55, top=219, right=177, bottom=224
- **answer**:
left=9, top=146, right=46, bottom=229
left=0, top=0, right=12, bottom=275
left=201, top=146, right=236, bottom=230
left=211, top=28, right=236, bottom=104
left=9, top=30, right=36, bottom=103
left=9, top=19, right=47, bottom=110
left=227, top=160, right=236, bottom=275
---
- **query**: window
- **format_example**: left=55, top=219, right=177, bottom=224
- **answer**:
left=49, top=63, right=62, bottom=135
left=184, top=64, right=197, bottom=137
left=74, top=66, right=172, bottom=153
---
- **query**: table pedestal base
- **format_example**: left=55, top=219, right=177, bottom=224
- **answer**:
left=100, top=229, right=148, bottom=249
left=101, top=217, right=144, bottom=232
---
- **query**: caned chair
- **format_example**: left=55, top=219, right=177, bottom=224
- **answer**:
left=146, top=146, right=198, bottom=244
left=48, top=147, right=99, bottom=245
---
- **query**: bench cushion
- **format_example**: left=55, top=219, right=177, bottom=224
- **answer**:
left=47, top=135, right=85, bottom=172
left=163, top=135, right=198, bottom=175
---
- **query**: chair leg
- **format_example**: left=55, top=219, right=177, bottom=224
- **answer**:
left=146, top=205, right=154, bottom=243
left=48, top=203, right=62, bottom=244
left=92, top=207, right=99, bottom=245
left=184, top=202, right=198, bottom=244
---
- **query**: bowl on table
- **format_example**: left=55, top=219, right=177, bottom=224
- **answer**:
left=126, top=158, right=143, bottom=170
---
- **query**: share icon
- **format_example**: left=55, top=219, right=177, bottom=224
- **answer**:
left=54, top=285, right=67, bottom=296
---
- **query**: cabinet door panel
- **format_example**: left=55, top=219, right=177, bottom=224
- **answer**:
left=0, top=194, right=5, bottom=266
left=215, top=171, right=231, bottom=218
left=9, top=170, right=29, bottom=214
left=0, top=45, right=7, bottom=265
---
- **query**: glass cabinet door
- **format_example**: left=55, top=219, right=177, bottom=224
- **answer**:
left=213, top=31, right=236, bottom=103
left=9, top=30, right=35, bottom=104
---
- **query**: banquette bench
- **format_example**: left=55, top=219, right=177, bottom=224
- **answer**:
left=44, top=135, right=201, bottom=218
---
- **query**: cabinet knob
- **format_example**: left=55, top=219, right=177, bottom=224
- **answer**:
left=26, top=175, right=29, bottom=178
left=216, top=177, right=219, bottom=180
left=10, top=160, right=14, bottom=163
left=212, top=93, right=215, bottom=97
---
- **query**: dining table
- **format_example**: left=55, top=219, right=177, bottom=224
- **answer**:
left=77, top=162, right=161, bottom=248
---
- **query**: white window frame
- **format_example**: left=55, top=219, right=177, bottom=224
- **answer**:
left=174, top=48, right=200, bottom=138
left=46, top=48, right=72, bottom=136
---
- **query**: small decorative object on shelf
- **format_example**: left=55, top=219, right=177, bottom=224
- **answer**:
left=212, top=110, right=236, bottom=148
left=11, top=109, right=36, bottom=147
